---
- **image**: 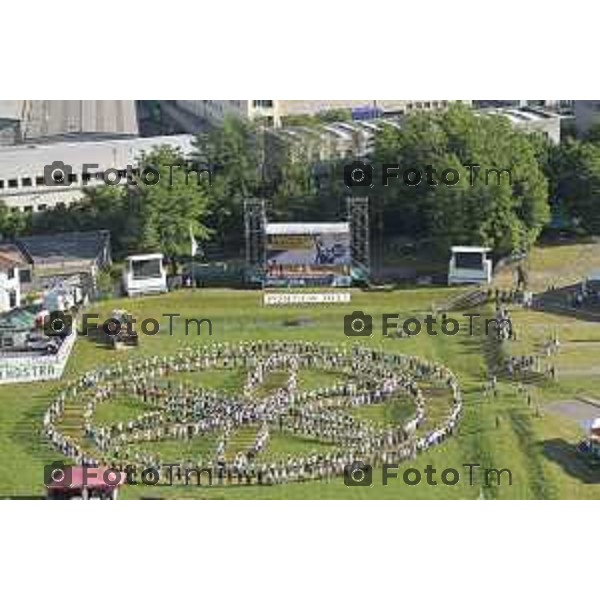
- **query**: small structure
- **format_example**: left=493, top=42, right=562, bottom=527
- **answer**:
left=45, top=466, right=125, bottom=500
left=0, top=243, right=28, bottom=312
left=105, top=309, right=139, bottom=349
left=578, top=417, right=600, bottom=466
left=0, top=306, right=39, bottom=349
left=122, top=253, right=167, bottom=296
left=0, top=230, right=111, bottom=301
left=589, top=417, right=600, bottom=460
left=448, top=246, right=493, bottom=285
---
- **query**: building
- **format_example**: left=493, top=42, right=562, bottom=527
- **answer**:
left=0, top=243, right=26, bottom=312
left=0, top=134, right=196, bottom=212
left=478, top=106, right=562, bottom=144
left=175, top=100, right=470, bottom=128
left=264, top=106, right=563, bottom=173
left=264, top=118, right=400, bottom=174
left=448, top=246, right=493, bottom=285
left=122, top=253, right=167, bottom=297
left=0, top=230, right=111, bottom=300
left=473, top=100, right=574, bottom=113
left=0, top=100, right=138, bottom=146
left=574, top=101, right=600, bottom=136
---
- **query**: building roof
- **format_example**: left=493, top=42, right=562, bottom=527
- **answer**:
left=126, top=253, right=164, bottom=261
left=0, top=243, right=30, bottom=268
left=480, top=107, right=562, bottom=124
left=0, top=134, right=196, bottom=179
left=266, top=222, right=350, bottom=235
left=0, top=256, right=18, bottom=270
left=0, top=306, right=38, bottom=330
left=451, top=246, right=491, bottom=253
left=16, top=230, right=110, bottom=268
left=0, top=100, right=138, bottom=143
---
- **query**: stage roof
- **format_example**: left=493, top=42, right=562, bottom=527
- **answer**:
left=451, top=246, right=491, bottom=253
left=266, top=222, right=349, bottom=235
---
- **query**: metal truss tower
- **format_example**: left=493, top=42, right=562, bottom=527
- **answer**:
left=244, top=198, right=267, bottom=279
left=347, top=196, right=370, bottom=279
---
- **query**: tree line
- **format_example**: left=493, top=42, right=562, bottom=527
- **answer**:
left=2, top=103, right=600, bottom=267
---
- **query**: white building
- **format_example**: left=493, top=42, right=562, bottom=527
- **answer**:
left=0, top=246, right=23, bottom=312
left=448, top=246, right=493, bottom=285
left=0, top=134, right=196, bottom=212
left=122, top=254, right=167, bottom=297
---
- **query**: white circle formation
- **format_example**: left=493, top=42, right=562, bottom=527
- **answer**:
left=43, top=341, right=463, bottom=486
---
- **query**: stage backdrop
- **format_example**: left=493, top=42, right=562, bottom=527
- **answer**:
left=265, top=222, right=351, bottom=287
left=266, top=222, right=350, bottom=266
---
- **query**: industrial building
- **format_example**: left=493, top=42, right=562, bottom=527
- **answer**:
left=264, top=106, right=563, bottom=172
left=0, top=134, right=196, bottom=212
left=0, top=100, right=138, bottom=145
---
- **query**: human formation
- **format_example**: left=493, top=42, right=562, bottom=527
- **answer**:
left=43, top=341, right=463, bottom=486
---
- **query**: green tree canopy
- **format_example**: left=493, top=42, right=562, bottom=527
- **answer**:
left=548, top=139, right=600, bottom=233
left=371, top=104, right=550, bottom=254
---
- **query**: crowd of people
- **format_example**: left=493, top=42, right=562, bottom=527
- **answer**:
left=42, top=341, right=463, bottom=486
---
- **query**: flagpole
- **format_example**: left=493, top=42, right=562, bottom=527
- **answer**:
left=190, top=224, right=197, bottom=289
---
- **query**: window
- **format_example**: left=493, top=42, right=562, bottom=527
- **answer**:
left=7, top=267, right=15, bottom=280
left=68, top=173, right=78, bottom=184
left=9, top=290, right=17, bottom=308
left=8, top=179, right=18, bottom=188
left=455, top=252, right=483, bottom=270
left=35, top=176, right=45, bottom=185
left=21, top=177, right=32, bottom=187
left=10, top=207, right=19, bottom=213
left=0, top=180, right=4, bottom=189
left=19, top=269, right=31, bottom=284
left=253, top=100, right=274, bottom=108
left=24, top=206, right=33, bottom=213
left=131, top=258, right=162, bottom=279
left=38, top=203, right=48, bottom=211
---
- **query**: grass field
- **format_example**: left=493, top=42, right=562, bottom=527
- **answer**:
left=1, top=254, right=600, bottom=498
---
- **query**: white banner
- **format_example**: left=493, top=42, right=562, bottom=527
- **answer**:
left=0, top=330, right=76, bottom=384
left=263, top=292, right=351, bottom=305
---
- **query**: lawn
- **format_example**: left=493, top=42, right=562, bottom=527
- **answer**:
left=1, top=279, right=599, bottom=499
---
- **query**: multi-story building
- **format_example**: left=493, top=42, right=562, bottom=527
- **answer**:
left=0, top=134, right=196, bottom=212
left=175, top=100, right=470, bottom=128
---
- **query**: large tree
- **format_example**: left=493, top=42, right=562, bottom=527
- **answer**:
left=547, top=139, right=600, bottom=233
left=193, top=117, right=263, bottom=253
left=32, top=145, right=212, bottom=266
left=135, top=146, right=211, bottom=267
left=0, top=202, right=29, bottom=239
left=371, top=104, right=550, bottom=254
